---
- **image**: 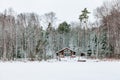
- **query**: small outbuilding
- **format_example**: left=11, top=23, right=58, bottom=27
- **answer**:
left=56, top=47, right=76, bottom=58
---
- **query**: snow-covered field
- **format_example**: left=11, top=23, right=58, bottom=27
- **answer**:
left=0, top=60, right=120, bottom=80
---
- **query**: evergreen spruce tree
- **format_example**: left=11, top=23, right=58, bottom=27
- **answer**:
left=79, top=8, right=90, bottom=53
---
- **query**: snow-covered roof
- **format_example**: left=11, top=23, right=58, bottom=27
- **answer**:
left=56, top=47, right=76, bottom=54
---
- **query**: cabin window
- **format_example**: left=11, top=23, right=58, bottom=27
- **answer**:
left=81, top=53, right=85, bottom=56
left=61, top=52, right=64, bottom=55
left=73, top=52, right=76, bottom=55
left=56, top=53, right=58, bottom=56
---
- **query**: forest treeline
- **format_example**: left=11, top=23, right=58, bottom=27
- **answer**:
left=0, top=0, right=120, bottom=61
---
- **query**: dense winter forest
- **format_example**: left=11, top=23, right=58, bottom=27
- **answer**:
left=0, top=0, right=120, bottom=61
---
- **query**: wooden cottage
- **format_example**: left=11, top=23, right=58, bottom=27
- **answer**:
left=56, top=48, right=76, bottom=58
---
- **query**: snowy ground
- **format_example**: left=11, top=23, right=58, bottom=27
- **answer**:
left=0, top=59, right=120, bottom=80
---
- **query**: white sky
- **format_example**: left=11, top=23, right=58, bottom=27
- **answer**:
left=0, top=0, right=110, bottom=23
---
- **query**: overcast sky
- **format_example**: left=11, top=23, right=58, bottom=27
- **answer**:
left=1, top=0, right=110, bottom=23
